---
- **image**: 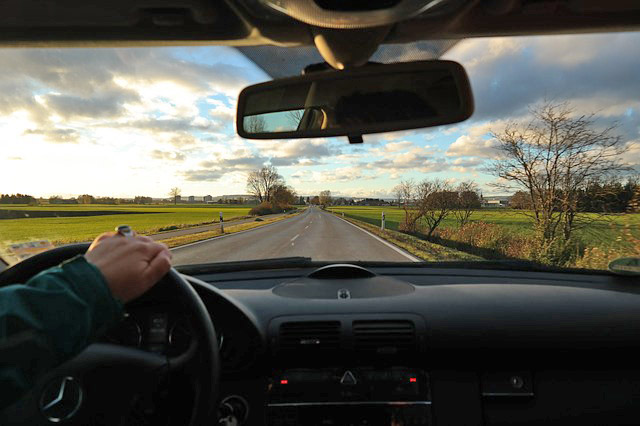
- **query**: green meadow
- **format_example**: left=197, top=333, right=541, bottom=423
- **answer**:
left=0, top=204, right=253, bottom=245
left=328, top=206, right=640, bottom=250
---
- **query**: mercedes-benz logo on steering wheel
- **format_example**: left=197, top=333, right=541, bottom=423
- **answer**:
left=40, top=376, right=83, bottom=423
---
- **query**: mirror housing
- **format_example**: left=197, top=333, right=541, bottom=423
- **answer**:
left=236, top=60, right=474, bottom=140
left=608, top=257, right=640, bottom=276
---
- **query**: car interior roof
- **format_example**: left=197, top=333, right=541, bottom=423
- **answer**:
left=0, top=0, right=639, bottom=48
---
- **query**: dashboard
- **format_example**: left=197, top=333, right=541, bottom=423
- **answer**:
left=107, top=261, right=640, bottom=426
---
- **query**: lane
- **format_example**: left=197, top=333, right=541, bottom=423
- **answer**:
left=171, top=207, right=419, bottom=265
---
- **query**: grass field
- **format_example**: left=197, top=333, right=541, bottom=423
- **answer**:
left=0, top=204, right=255, bottom=245
left=328, top=206, right=640, bottom=250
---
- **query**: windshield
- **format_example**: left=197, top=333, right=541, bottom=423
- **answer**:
left=1, top=33, right=638, bottom=271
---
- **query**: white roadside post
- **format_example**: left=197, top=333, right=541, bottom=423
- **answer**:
left=381, top=211, right=385, bottom=231
left=220, top=211, right=224, bottom=233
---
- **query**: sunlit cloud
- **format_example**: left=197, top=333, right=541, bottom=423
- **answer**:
left=1, top=33, right=639, bottom=198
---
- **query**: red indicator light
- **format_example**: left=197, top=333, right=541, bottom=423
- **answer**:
left=280, top=379, right=288, bottom=385
left=409, top=377, right=417, bottom=383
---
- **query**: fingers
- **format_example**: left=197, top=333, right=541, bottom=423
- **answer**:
left=143, top=249, right=173, bottom=285
left=88, top=232, right=118, bottom=250
left=95, top=232, right=117, bottom=242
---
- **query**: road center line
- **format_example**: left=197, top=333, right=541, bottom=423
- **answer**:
left=290, top=234, right=300, bottom=242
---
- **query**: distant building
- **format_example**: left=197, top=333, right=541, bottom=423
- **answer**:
left=203, top=195, right=213, bottom=202
left=188, top=196, right=195, bottom=203
left=218, top=194, right=259, bottom=204
left=481, top=195, right=511, bottom=208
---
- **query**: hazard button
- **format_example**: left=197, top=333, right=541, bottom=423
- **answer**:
left=340, top=370, right=357, bottom=385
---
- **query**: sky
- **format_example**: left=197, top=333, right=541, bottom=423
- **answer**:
left=1, top=32, right=639, bottom=199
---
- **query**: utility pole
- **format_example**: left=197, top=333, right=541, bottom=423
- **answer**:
left=381, top=211, right=385, bottom=231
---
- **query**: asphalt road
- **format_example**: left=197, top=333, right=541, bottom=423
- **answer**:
left=171, top=207, right=420, bottom=265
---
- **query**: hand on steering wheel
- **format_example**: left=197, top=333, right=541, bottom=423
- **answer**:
left=0, top=238, right=219, bottom=426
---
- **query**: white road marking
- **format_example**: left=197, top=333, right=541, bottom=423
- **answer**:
left=305, top=226, right=309, bottom=229
left=332, top=214, right=422, bottom=262
left=290, top=234, right=299, bottom=242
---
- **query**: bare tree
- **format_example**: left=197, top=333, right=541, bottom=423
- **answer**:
left=245, top=115, right=266, bottom=133
left=286, top=109, right=304, bottom=130
left=394, top=180, right=421, bottom=233
left=417, top=179, right=456, bottom=237
left=168, top=187, right=181, bottom=205
left=453, top=181, right=481, bottom=227
left=246, top=165, right=283, bottom=203
left=319, top=190, right=332, bottom=206
left=490, top=101, right=629, bottom=242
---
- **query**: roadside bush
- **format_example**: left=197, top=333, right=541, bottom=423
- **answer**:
left=574, top=225, right=640, bottom=270
left=434, top=221, right=535, bottom=262
left=249, top=202, right=284, bottom=216
left=434, top=221, right=585, bottom=267
left=528, top=236, right=585, bottom=267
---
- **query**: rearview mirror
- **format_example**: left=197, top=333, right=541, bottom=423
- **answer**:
left=236, top=60, right=473, bottom=140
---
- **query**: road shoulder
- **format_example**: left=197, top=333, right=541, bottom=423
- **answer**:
left=330, top=212, right=482, bottom=262
left=162, top=212, right=301, bottom=249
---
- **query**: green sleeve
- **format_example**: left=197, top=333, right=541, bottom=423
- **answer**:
left=0, top=255, right=124, bottom=409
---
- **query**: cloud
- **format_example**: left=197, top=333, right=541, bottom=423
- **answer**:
left=0, top=47, right=255, bottom=147
left=445, top=33, right=640, bottom=143
left=150, top=149, right=186, bottom=162
left=384, top=141, right=414, bottom=152
left=43, top=87, right=139, bottom=119
left=252, top=138, right=339, bottom=167
left=623, top=140, right=640, bottom=168
left=292, top=167, right=378, bottom=183
left=446, top=134, right=500, bottom=158
left=121, top=117, right=222, bottom=133
left=180, top=169, right=225, bottom=182
left=169, top=133, right=198, bottom=147
left=24, top=127, right=79, bottom=143
left=200, top=153, right=266, bottom=171
left=208, top=98, right=236, bottom=121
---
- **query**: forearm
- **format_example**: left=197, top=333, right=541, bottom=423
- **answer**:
left=0, top=256, right=123, bottom=409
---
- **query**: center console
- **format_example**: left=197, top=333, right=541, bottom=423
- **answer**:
left=267, top=367, right=431, bottom=426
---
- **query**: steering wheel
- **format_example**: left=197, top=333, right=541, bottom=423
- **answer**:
left=0, top=243, right=219, bottom=426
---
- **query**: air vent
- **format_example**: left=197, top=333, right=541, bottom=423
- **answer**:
left=353, top=320, right=416, bottom=354
left=279, top=321, right=341, bottom=352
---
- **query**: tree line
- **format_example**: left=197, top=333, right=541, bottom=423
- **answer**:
left=0, top=194, right=37, bottom=204
left=509, top=179, right=639, bottom=213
